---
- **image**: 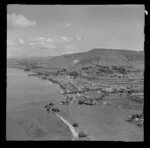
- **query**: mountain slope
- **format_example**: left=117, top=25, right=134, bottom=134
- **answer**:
left=39, top=48, right=144, bottom=70
left=7, top=48, right=144, bottom=70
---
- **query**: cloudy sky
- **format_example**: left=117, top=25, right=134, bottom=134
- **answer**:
left=7, top=5, right=144, bottom=57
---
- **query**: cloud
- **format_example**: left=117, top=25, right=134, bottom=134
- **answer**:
left=30, top=36, right=71, bottom=43
left=64, top=23, right=71, bottom=28
left=37, top=37, right=45, bottom=40
left=52, top=36, right=61, bottom=42
left=29, top=37, right=56, bottom=49
left=29, top=42, right=54, bottom=49
left=46, top=38, right=54, bottom=43
left=75, top=34, right=82, bottom=40
left=40, top=43, right=56, bottom=49
left=61, top=36, right=71, bottom=41
left=28, top=42, right=35, bottom=46
left=7, top=13, right=36, bottom=27
left=7, top=40, right=17, bottom=46
left=19, top=38, right=25, bottom=44
left=29, top=35, right=72, bottom=49
left=52, top=36, right=71, bottom=42
left=30, top=37, right=45, bottom=42
left=31, top=37, right=53, bottom=42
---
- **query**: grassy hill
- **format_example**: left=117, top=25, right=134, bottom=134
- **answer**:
left=38, top=48, right=144, bottom=70
left=7, top=48, right=144, bottom=70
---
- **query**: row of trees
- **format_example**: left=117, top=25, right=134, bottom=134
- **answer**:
left=112, top=66, right=127, bottom=74
left=68, top=71, right=79, bottom=78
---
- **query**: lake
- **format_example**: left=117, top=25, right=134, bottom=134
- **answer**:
left=7, top=68, right=64, bottom=110
left=6, top=68, right=73, bottom=140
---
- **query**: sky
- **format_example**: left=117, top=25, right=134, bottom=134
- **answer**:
left=7, top=5, right=144, bottom=57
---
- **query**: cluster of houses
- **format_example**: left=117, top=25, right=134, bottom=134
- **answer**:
left=26, top=68, right=144, bottom=129
left=126, top=113, right=144, bottom=127
left=28, top=69, right=143, bottom=107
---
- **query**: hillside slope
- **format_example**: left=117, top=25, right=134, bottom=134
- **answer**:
left=7, top=48, right=144, bottom=70
left=39, top=48, right=144, bottom=70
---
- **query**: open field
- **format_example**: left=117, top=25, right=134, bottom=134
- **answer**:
left=67, top=103, right=143, bottom=141
left=43, top=98, right=143, bottom=141
left=6, top=101, right=73, bottom=140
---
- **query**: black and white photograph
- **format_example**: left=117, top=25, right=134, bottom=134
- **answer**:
left=7, top=5, right=144, bottom=141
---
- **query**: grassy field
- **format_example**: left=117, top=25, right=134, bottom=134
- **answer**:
left=6, top=101, right=73, bottom=140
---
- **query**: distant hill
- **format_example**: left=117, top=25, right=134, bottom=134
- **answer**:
left=7, top=56, right=53, bottom=68
left=38, top=48, right=144, bottom=70
left=7, top=48, right=144, bottom=70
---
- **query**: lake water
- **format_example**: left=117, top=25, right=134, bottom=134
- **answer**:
left=7, top=68, right=64, bottom=110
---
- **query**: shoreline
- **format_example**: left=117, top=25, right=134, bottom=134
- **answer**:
left=7, top=68, right=73, bottom=140
left=55, top=114, right=79, bottom=140
left=46, top=110, right=92, bottom=140
left=27, top=70, right=93, bottom=140
left=8, top=68, right=91, bottom=140
left=7, top=67, right=143, bottom=141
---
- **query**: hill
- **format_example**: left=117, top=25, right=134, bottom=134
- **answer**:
left=7, top=48, right=144, bottom=70
left=7, top=56, right=53, bottom=69
left=37, top=48, right=144, bottom=70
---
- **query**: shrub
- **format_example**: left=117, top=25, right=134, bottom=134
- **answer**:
left=49, top=102, right=54, bottom=106
left=44, top=104, right=48, bottom=108
left=81, top=67, right=89, bottom=70
left=61, top=68, right=66, bottom=72
left=117, top=66, right=126, bottom=74
left=126, top=117, right=133, bottom=122
left=78, top=100, right=83, bottom=105
left=69, top=71, right=79, bottom=78
left=46, top=108, right=50, bottom=112
left=51, top=108, right=60, bottom=112
left=72, top=122, right=79, bottom=127
left=112, top=66, right=127, bottom=74
left=78, top=131, right=88, bottom=138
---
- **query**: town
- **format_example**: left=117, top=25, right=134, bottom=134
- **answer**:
left=27, top=64, right=144, bottom=128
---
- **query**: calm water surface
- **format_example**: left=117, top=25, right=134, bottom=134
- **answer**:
left=7, top=68, right=64, bottom=110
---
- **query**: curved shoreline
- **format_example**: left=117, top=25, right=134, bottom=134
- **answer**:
left=7, top=68, right=144, bottom=141
left=25, top=70, right=91, bottom=140
left=26, top=69, right=143, bottom=140
left=54, top=113, right=92, bottom=140
left=55, top=114, right=79, bottom=139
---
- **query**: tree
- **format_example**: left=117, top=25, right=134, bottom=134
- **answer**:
left=51, top=108, right=60, bottom=112
left=72, top=122, right=79, bottom=127
left=49, top=102, right=54, bottom=106
left=69, top=71, right=79, bottom=78
left=78, top=131, right=88, bottom=138
left=112, top=66, right=127, bottom=74
left=78, top=100, right=83, bottom=105
left=81, top=67, right=89, bottom=70
left=118, top=66, right=126, bottom=74
left=60, top=68, right=67, bottom=72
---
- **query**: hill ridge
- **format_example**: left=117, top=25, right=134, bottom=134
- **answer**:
left=7, top=48, right=144, bottom=70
